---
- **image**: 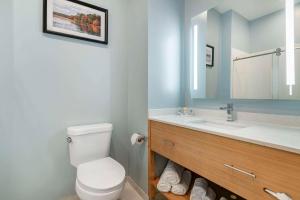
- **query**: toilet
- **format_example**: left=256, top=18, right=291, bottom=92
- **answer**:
left=67, top=123, right=126, bottom=200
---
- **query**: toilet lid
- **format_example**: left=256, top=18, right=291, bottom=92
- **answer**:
left=77, top=157, right=125, bottom=191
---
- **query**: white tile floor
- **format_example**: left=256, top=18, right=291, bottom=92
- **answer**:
left=66, top=181, right=145, bottom=200
left=120, top=182, right=145, bottom=200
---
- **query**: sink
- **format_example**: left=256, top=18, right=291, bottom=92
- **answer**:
left=189, top=119, right=248, bottom=130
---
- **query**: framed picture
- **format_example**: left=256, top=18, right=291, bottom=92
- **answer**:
left=43, top=0, right=108, bottom=44
left=206, top=45, right=214, bottom=67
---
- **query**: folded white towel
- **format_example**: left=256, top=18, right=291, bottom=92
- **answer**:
left=219, top=197, right=228, bottom=200
left=157, top=160, right=184, bottom=192
left=204, top=187, right=216, bottom=200
left=171, top=170, right=192, bottom=195
left=162, top=160, right=184, bottom=185
left=157, top=178, right=171, bottom=192
left=190, top=178, right=208, bottom=200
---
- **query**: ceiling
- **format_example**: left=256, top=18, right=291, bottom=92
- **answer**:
left=214, top=0, right=299, bottom=21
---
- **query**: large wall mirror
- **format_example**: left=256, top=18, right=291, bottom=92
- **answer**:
left=191, top=0, right=300, bottom=100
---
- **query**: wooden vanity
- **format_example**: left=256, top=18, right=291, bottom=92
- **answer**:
left=148, top=120, right=300, bottom=200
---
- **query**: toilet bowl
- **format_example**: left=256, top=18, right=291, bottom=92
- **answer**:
left=76, top=157, right=126, bottom=200
left=67, top=123, right=126, bottom=200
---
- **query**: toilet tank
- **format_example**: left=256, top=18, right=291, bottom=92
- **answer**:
left=67, top=123, right=113, bottom=167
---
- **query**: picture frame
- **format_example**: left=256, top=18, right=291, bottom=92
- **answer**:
left=206, top=45, right=214, bottom=67
left=43, top=0, right=108, bottom=44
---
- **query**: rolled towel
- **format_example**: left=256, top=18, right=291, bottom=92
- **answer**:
left=162, top=160, right=184, bottom=185
left=157, top=178, right=171, bottom=192
left=171, top=170, right=192, bottom=195
left=204, top=187, right=216, bottom=200
left=190, top=178, right=208, bottom=200
left=220, top=197, right=228, bottom=200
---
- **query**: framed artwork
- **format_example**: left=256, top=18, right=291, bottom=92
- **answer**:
left=206, top=45, right=214, bottom=67
left=43, top=0, right=108, bottom=44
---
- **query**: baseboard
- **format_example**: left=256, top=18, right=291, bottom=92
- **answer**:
left=59, top=195, right=79, bottom=200
left=126, top=176, right=149, bottom=200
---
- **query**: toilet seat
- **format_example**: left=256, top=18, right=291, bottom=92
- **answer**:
left=77, top=157, right=126, bottom=193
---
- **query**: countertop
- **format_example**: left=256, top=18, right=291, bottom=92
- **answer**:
left=149, top=114, right=300, bottom=155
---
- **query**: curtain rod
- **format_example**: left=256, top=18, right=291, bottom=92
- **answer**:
left=233, top=47, right=300, bottom=62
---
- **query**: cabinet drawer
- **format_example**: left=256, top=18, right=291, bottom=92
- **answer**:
left=149, top=121, right=300, bottom=200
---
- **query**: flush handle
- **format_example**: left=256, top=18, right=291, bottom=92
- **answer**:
left=66, top=137, right=72, bottom=143
left=224, top=164, right=256, bottom=178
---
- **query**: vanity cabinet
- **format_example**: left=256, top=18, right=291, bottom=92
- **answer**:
left=148, top=120, right=300, bottom=200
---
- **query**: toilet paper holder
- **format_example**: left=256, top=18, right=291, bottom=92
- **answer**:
left=131, top=133, right=147, bottom=145
left=137, top=135, right=147, bottom=143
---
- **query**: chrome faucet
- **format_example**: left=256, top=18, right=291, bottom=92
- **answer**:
left=177, top=107, right=193, bottom=116
left=220, top=103, right=234, bottom=121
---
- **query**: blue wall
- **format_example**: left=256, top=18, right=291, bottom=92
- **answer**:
left=250, top=8, right=286, bottom=52
left=128, top=0, right=149, bottom=192
left=206, top=9, right=222, bottom=98
left=148, top=0, right=185, bottom=108
left=231, top=11, right=251, bottom=52
left=0, top=1, right=13, bottom=199
left=0, top=0, right=135, bottom=199
left=250, top=4, right=300, bottom=53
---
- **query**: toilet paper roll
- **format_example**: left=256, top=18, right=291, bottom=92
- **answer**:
left=131, top=133, right=145, bottom=145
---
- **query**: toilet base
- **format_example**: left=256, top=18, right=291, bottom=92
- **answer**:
left=76, top=180, right=124, bottom=200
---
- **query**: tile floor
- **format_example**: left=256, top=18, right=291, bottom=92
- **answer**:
left=120, top=181, right=145, bottom=200
left=66, top=181, right=145, bottom=200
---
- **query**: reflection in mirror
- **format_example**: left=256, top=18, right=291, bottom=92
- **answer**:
left=191, top=0, right=300, bottom=100
left=231, top=0, right=300, bottom=100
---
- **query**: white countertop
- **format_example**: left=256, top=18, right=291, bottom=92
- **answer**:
left=149, top=114, right=300, bottom=155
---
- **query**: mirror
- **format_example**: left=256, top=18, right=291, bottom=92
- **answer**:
left=191, top=0, right=300, bottom=100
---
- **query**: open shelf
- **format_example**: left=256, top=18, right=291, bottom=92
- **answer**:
left=150, top=178, right=190, bottom=200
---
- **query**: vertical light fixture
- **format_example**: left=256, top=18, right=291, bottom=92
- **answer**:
left=193, top=25, right=198, bottom=90
left=286, top=0, right=295, bottom=96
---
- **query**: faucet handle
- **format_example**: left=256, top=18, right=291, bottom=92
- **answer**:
left=220, top=103, right=233, bottom=110
left=177, top=107, right=193, bottom=116
left=227, top=103, right=233, bottom=110
left=219, top=106, right=227, bottom=110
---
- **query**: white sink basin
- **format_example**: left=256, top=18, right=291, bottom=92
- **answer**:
left=189, top=119, right=248, bottom=130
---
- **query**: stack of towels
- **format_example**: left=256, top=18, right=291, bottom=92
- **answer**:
left=157, top=160, right=229, bottom=200
left=190, top=177, right=216, bottom=200
left=157, top=160, right=192, bottom=195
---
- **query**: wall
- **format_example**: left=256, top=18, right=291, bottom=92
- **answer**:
left=250, top=8, right=285, bottom=52
left=148, top=0, right=185, bottom=108
left=206, top=9, right=221, bottom=98
left=109, top=0, right=130, bottom=181
left=127, top=0, right=148, bottom=191
left=250, top=3, right=300, bottom=53
left=231, top=11, right=251, bottom=53
left=219, top=11, right=232, bottom=100
left=0, top=1, right=13, bottom=199
left=0, top=0, right=132, bottom=199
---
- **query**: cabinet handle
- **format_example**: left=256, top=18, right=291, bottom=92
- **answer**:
left=264, top=188, right=292, bottom=200
left=224, top=164, right=256, bottom=178
left=163, top=139, right=175, bottom=147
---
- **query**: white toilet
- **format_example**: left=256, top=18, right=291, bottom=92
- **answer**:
left=67, top=123, right=126, bottom=200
